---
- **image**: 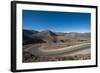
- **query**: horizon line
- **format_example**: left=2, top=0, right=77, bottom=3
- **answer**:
left=23, top=28, right=90, bottom=33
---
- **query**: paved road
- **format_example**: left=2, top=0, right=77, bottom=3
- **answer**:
left=25, top=43, right=91, bottom=56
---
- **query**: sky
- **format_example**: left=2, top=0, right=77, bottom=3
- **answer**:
left=22, top=10, right=91, bottom=32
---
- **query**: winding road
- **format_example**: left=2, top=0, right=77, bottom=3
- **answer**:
left=24, top=43, right=91, bottom=56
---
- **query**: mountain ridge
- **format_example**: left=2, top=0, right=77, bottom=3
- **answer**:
left=23, top=29, right=90, bottom=45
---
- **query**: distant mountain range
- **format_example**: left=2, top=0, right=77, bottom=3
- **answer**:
left=23, top=29, right=90, bottom=45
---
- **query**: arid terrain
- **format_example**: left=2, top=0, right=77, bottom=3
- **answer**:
left=23, top=29, right=91, bottom=63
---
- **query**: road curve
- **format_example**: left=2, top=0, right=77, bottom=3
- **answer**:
left=25, top=43, right=90, bottom=56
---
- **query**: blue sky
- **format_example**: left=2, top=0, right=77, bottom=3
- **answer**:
left=23, top=10, right=91, bottom=32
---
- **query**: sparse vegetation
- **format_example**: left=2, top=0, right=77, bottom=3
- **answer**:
left=62, top=56, right=74, bottom=60
left=23, top=52, right=91, bottom=63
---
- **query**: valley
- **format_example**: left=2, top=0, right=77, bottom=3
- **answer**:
left=23, top=29, right=91, bottom=62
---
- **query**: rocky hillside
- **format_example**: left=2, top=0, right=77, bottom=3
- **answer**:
left=23, top=29, right=91, bottom=45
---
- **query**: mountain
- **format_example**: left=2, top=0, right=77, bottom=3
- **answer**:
left=41, top=30, right=57, bottom=36
left=33, top=30, right=57, bottom=43
left=23, top=29, right=45, bottom=45
left=65, top=32, right=90, bottom=39
left=23, top=29, right=39, bottom=35
left=64, top=32, right=91, bottom=42
left=55, top=32, right=66, bottom=36
left=23, top=29, right=91, bottom=45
